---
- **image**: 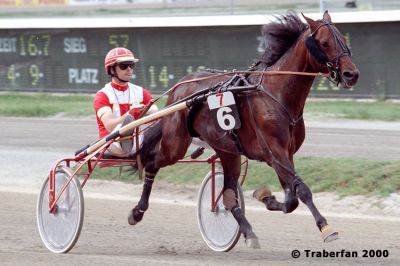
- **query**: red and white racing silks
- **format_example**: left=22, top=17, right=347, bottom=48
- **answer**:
left=94, top=81, right=152, bottom=138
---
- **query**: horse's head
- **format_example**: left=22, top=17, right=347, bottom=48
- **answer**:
left=302, top=11, right=359, bottom=88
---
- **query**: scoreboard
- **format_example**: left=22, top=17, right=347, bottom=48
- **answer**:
left=0, top=26, right=259, bottom=93
left=0, top=15, right=399, bottom=98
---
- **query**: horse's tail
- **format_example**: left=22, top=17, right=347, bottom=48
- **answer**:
left=139, top=121, right=163, bottom=164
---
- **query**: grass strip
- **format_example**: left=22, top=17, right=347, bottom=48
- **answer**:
left=1, top=92, right=400, bottom=121
left=87, top=156, right=400, bottom=197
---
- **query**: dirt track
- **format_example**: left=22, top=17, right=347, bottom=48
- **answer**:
left=1, top=116, right=400, bottom=160
left=1, top=117, right=400, bottom=265
left=1, top=190, right=400, bottom=266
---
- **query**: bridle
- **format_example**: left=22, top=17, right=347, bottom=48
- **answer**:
left=305, top=20, right=352, bottom=85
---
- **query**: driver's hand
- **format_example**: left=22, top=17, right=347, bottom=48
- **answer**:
left=129, top=107, right=145, bottom=119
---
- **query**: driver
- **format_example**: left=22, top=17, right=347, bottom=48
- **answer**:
left=94, top=47, right=158, bottom=157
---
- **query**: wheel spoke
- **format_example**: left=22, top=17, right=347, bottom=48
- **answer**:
left=37, top=166, right=84, bottom=253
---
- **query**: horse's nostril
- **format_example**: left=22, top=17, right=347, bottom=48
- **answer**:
left=343, top=71, right=353, bottom=78
left=343, top=70, right=359, bottom=81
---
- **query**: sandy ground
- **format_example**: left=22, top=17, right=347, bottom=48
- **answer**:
left=1, top=184, right=400, bottom=266
left=1, top=117, right=400, bottom=265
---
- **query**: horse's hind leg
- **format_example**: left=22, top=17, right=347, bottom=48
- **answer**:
left=128, top=167, right=159, bottom=225
left=128, top=119, right=192, bottom=226
left=218, top=150, right=260, bottom=249
left=127, top=125, right=161, bottom=225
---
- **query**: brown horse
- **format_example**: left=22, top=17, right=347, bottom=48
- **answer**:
left=129, top=11, right=359, bottom=247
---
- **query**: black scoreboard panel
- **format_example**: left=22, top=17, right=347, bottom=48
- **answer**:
left=0, top=26, right=258, bottom=93
left=312, top=22, right=400, bottom=98
left=0, top=22, right=398, bottom=98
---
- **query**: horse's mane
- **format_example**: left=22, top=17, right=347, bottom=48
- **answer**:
left=260, top=11, right=308, bottom=66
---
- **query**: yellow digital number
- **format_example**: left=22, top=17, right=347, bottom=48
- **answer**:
left=41, top=34, right=51, bottom=56
left=313, top=78, right=339, bottom=92
left=28, top=35, right=38, bottom=56
left=197, top=66, right=206, bottom=72
left=186, top=66, right=193, bottom=75
left=148, top=66, right=157, bottom=88
left=120, top=34, right=129, bottom=47
left=187, top=66, right=206, bottom=75
left=312, top=78, right=329, bottom=91
left=19, top=35, right=26, bottom=56
left=158, top=66, right=169, bottom=88
left=331, top=81, right=340, bottom=91
left=19, top=34, right=50, bottom=56
left=7, top=65, right=16, bottom=86
left=29, top=65, right=41, bottom=86
left=108, top=34, right=129, bottom=48
left=344, top=33, right=351, bottom=50
left=109, top=35, right=118, bottom=48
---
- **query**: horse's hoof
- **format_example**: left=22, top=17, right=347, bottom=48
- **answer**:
left=128, top=211, right=138, bottom=225
left=321, top=225, right=339, bottom=242
left=245, top=237, right=261, bottom=249
left=245, top=232, right=261, bottom=249
left=128, top=208, right=144, bottom=225
left=252, top=186, right=272, bottom=202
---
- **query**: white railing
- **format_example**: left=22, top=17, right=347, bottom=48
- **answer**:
left=0, top=9, right=399, bottom=30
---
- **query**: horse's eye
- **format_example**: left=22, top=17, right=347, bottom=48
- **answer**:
left=321, top=41, right=329, bottom=48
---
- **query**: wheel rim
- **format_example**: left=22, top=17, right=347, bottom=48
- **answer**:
left=197, top=171, right=242, bottom=251
left=37, top=167, right=83, bottom=253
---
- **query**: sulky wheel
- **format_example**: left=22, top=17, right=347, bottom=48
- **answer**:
left=37, top=165, right=84, bottom=253
left=197, top=170, right=245, bottom=252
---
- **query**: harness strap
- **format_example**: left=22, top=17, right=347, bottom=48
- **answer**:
left=229, top=129, right=246, bottom=156
left=252, top=67, right=302, bottom=127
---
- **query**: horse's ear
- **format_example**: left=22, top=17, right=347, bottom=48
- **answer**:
left=301, top=12, right=318, bottom=32
left=323, top=10, right=332, bottom=22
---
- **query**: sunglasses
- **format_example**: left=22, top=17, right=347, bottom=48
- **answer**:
left=117, top=63, right=135, bottom=70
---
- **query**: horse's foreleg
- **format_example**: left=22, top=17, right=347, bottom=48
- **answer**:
left=254, top=172, right=337, bottom=241
left=293, top=176, right=339, bottom=242
left=220, top=153, right=260, bottom=249
left=253, top=186, right=278, bottom=209
left=128, top=169, right=158, bottom=225
left=253, top=176, right=298, bottom=213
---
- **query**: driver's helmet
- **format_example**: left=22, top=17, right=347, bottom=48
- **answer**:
left=104, top=47, right=139, bottom=75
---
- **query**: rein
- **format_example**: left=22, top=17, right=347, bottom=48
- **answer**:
left=138, top=69, right=329, bottom=130
left=151, top=70, right=330, bottom=106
